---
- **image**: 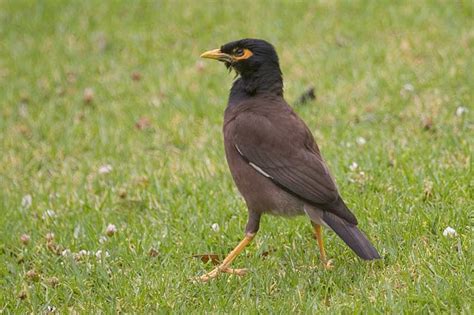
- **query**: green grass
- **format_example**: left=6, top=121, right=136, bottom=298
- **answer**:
left=1, top=0, right=472, bottom=313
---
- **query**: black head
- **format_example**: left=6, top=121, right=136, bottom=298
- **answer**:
left=201, top=38, right=283, bottom=96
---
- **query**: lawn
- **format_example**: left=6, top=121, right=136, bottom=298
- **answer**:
left=0, top=0, right=472, bottom=313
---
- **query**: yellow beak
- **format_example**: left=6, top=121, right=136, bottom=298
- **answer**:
left=200, top=48, right=233, bottom=63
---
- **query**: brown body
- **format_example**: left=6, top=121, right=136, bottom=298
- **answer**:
left=224, top=94, right=331, bottom=231
left=224, top=96, right=314, bottom=214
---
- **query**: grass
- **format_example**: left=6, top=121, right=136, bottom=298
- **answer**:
left=0, top=0, right=472, bottom=313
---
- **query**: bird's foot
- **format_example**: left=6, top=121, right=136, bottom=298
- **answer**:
left=196, top=266, right=248, bottom=282
left=322, top=259, right=334, bottom=270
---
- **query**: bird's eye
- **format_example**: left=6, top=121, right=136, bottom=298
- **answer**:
left=233, top=48, right=244, bottom=57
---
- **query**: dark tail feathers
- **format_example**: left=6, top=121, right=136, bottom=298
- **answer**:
left=323, top=211, right=380, bottom=260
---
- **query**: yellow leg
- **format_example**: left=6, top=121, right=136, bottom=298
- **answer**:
left=197, top=234, right=254, bottom=282
left=312, top=223, right=333, bottom=269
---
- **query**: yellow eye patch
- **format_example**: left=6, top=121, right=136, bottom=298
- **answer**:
left=233, top=48, right=253, bottom=61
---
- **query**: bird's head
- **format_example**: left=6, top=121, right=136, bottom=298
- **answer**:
left=201, top=39, right=283, bottom=96
left=201, top=38, right=280, bottom=78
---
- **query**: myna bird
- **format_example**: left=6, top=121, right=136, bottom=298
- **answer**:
left=199, top=39, right=380, bottom=281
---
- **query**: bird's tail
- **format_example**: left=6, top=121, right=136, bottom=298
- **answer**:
left=322, top=211, right=380, bottom=260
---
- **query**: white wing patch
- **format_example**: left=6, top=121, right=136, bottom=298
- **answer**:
left=235, top=144, right=273, bottom=179
left=235, top=144, right=244, bottom=156
left=249, top=162, right=272, bottom=178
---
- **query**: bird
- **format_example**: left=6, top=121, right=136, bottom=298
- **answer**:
left=198, top=38, right=380, bottom=281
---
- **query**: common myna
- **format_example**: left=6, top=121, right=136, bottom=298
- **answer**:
left=199, top=39, right=380, bottom=281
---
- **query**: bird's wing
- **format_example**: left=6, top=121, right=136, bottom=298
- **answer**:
left=229, top=104, right=357, bottom=224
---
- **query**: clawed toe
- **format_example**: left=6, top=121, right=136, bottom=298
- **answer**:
left=195, top=266, right=249, bottom=282
left=222, top=267, right=248, bottom=276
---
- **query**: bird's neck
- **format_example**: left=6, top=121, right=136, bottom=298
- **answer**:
left=228, top=64, right=283, bottom=106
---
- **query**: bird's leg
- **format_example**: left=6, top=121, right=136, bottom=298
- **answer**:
left=198, top=233, right=255, bottom=282
left=312, top=222, right=333, bottom=269
left=197, top=211, right=261, bottom=282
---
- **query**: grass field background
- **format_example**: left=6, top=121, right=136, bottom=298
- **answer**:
left=1, top=0, right=472, bottom=313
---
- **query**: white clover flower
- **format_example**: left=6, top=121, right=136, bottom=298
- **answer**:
left=98, top=164, right=113, bottom=174
left=349, top=162, right=358, bottom=171
left=21, top=194, right=32, bottom=208
left=106, top=224, right=117, bottom=236
left=403, top=83, right=414, bottom=92
left=211, top=223, right=220, bottom=232
left=356, top=137, right=367, bottom=145
left=442, top=226, right=457, bottom=237
left=46, top=305, right=56, bottom=313
left=455, top=106, right=468, bottom=117
left=20, top=234, right=30, bottom=245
